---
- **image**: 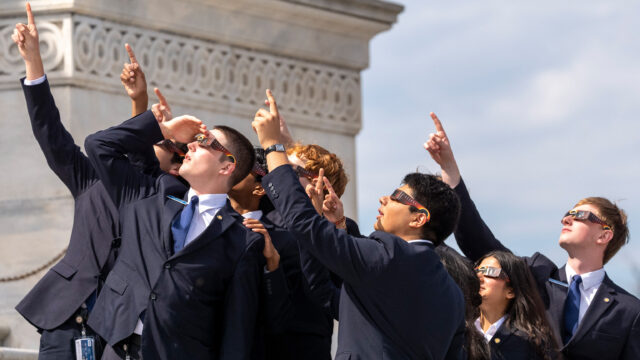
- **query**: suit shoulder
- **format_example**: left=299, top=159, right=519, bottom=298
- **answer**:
left=604, top=277, right=640, bottom=310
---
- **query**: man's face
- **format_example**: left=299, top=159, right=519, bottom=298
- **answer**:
left=374, top=184, right=418, bottom=237
left=179, top=129, right=231, bottom=183
left=154, top=145, right=181, bottom=176
left=558, top=203, right=608, bottom=251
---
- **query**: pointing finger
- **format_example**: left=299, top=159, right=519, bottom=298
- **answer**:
left=154, top=88, right=168, bottom=107
left=266, top=89, right=279, bottom=117
left=125, top=43, right=138, bottom=65
left=430, top=112, right=446, bottom=135
left=323, top=177, right=337, bottom=198
left=26, top=3, right=35, bottom=26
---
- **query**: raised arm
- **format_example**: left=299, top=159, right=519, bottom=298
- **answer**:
left=253, top=90, right=390, bottom=284
left=84, top=113, right=205, bottom=208
left=15, top=3, right=96, bottom=197
left=425, top=112, right=509, bottom=261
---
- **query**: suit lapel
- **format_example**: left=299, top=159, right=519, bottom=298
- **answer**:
left=169, top=202, right=239, bottom=260
left=490, top=321, right=514, bottom=350
left=569, top=274, right=616, bottom=344
left=161, top=195, right=185, bottom=258
left=547, top=265, right=569, bottom=345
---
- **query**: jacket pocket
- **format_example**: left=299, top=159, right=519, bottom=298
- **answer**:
left=104, top=270, right=128, bottom=295
left=50, top=260, right=78, bottom=279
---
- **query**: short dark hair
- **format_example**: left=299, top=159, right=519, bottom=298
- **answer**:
left=213, top=125, right=255, bottom=187
left=401, top=173, right=460, bottom=246
left=253, top=147, right=268, bottom=183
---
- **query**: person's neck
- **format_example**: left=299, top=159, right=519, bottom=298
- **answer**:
left=479, top=305, right=507, bottom=331
left=566, top=253, right=604, bottom=275
left=189, top=183, right=228, bottom=197
left=228, top=195, right=260, bottom=215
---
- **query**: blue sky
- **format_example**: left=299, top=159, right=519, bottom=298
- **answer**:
left=357, top=1, right=640, bottom=296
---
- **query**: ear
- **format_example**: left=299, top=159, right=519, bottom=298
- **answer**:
left=506, top=286, right=515, bottom=300
left=408, top=212, right=428, bottom=230
left=596, top=229, right=614, bottom=246
left=252, top=184, right=265, bottom=197
left=218, top=162, right=236, bottom=176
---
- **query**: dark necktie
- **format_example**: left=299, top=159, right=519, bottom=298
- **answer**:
left=171, top=196, right=199, bottom=254
left=563, top=274, right=583, bottom=343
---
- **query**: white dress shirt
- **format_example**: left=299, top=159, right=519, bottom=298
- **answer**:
left=23, top=74, right=47, bottom=86
left=565, top=264, right=606, bottom=326
left=475, top=315, right=507, bottom=342
left=134, top=189, right=227, bottom=335
left=241, top=210, right=263, bottom=221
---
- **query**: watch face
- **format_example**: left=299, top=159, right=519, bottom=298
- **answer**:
left=275, top=144, right=285, bottom=152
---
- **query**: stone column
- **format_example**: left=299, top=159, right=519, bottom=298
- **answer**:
left=0, top=0, right=402, bottom=349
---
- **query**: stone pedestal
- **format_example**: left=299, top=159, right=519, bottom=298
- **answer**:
left=0, top=0, right=402, bottom=350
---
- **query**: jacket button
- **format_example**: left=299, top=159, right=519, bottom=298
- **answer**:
left=150, top=293, right=157, bottom=300
left=164, top=263, right=171, bottom=269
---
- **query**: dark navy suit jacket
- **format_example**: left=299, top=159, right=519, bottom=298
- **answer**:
left=263, top=165, right=465, bottom=360
left=487, top=321, right=543, bottom=360
left=15, top=79, right=156, bottom=331
left=84, top=111, right=264, bottom=360
left=454, top=178, right=640, bottom=359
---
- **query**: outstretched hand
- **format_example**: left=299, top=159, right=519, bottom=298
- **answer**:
left=11, top=3, right=44, bottom=79
left=243, top=218, right=280, bottom=272
left=424, top=112, right=461, bottom=188
left=160, top=115, right=207, bottom=144
left=252, top=89, right=282, bottom=149
left=151, top=88, right=173, bottom=123
left=120, top=44, right=148, bottom=102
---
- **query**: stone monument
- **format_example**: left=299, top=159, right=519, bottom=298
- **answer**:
left=0, top=0, right=402, bottom=355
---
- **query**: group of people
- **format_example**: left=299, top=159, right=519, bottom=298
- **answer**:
left=10, top=3, right=640, bottom=360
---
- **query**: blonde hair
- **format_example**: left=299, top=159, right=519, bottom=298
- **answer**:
left=574, top=197, right=629, bottom=264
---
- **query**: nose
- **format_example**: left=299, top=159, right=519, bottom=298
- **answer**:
left=187, top=141, right=197, bottom=152
left=379, top=196, right=388, bottom=206
left=561, top=214, right=573, bottom=226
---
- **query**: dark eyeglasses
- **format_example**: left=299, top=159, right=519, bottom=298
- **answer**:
left=293, top=165, right=317, bottom=180
left=251, top=162, right=267, bottom=178
left=155, top=139, right=185, bottom=164
left=390, top=189, right=431, bottom=222
left=194, top=134, right=236, bottom=164
left=563, top=209, right=611, bottom=231
left=475, top=266, right=509, bottom=281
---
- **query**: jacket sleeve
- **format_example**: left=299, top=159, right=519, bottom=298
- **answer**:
left=263, top=165, right=391, bottom=285
left=622, top=310, right=640, bottom=359
left=299, top=246, right=340, bottom=320
left=453, top=178, right=510, bottom=262
left=84, top=110, right=163, bottom=208
left=219, top=234, right=264, bottom=360
left=22, top=78, right=96, bottom=197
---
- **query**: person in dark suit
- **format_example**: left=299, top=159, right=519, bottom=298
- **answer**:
left=229, top=148, right=335, bottom=360
left=474, top=251, right=558, bottom=359
left=424, top=112, right=640, bottom=359
left=251, top=90, right=465, bottom=359
left=84, top=110, right=264, bottom=359
left=10, top=5, right=168, bottom=359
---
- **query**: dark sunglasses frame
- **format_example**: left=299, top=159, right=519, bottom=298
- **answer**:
left=390, top=189, right=431, bottom=222
left=293, top=165, right=317, bottom=180
left=475, top=266, right=510, bottom=281
left=563, top=209, right=611, bottom=230
left=194, top=134, right=236, bottom=164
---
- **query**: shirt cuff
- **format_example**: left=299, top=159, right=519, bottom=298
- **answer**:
left=23, top=74, right=47, bottom=86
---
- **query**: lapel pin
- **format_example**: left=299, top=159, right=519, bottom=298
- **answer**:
left=494, top=338, right=501, bottom=344
left=217, top=215, right=223, bottom=220
left=167, top=195, right=187, bottom=205
left=604, top=297, right=610, bottom=302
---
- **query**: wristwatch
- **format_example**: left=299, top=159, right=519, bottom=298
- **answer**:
left=264, top=144, right=285, bottom=156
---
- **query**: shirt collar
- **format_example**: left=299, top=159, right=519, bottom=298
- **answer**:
left=565, top=264, right=606, bottom=291
left=474, top=315, right=507, bottom=341
left=186, top=188, right=227, bottom=214
left=242, top=210, right=263, bottom=220
left=407, top=239, right=433, bottom=246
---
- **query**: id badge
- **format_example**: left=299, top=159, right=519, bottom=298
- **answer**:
left=74, top=336, right=96, bottom=360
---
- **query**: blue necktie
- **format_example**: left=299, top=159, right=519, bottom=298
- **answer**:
left=563, top=274, right=582, bottom=343
left=171, top=196, right=199, bottom=254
